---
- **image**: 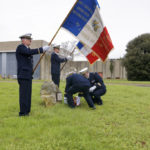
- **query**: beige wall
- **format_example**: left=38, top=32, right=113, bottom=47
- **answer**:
left=41, top=57, right=127, bottom=80
left=0, top=40, right=126, bottom=80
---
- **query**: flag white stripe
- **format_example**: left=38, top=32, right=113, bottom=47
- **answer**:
left=77, top=7, right=104, bottom=48
left=80, top=46, right=92, bottom=56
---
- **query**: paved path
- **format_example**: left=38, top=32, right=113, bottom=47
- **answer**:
left=0, top=80, right=150, bottom=87
left=106, top=83, right=150, bottom=87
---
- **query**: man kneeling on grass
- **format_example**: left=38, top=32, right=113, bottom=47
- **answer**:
left=64, top=72, right=96, bottom=109
left=79, top=67, right=106, bottom=105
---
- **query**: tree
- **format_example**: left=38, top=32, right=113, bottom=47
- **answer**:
left=110, top=59, right=114, bottom=79
left=123, top=33, right=150, bottom=81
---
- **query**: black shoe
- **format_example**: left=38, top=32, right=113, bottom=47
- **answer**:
left=68, top=105, right=76, bottom=109
left=97, top=100, right=103, bottom=105
left=91, top=106, right=96, bottom=110
left=19, top=113, right=29, bottom=117
left=70, top=106, right=75, bottom=109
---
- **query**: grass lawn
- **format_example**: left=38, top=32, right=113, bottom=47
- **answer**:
left=0, top=80, right=150, bottom=150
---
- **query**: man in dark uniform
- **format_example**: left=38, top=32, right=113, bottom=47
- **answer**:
left=51, top=45, right=72, bottom=87
left=65, top=73, right=95, bottom=109
left=16, top=33, right=50, bottom=116
left=80, top=68, right=106, bottom=105
left=89, top=72, right=106, bottom=105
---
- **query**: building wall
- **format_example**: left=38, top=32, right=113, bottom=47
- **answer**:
left=1, top=53, right=7, bottom=77
left=6, top=53, right=17, bottom=76
left=0, top=52, right=41, bottom=79
left=33, top=54, right=41, bottom=79
left=0, top=51, right=126, bottom=79
left=0, top=40, right=48, bottom=79
left=0, top=53, right=2, bottom=75
left=59, top=59, right=127, bottom=80
left=0, top=40, right=127, bottom=80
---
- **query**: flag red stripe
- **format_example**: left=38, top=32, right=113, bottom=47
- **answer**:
left=86, top=52, right=99, bottom=64
left=92, top=27, right=114, bottom=61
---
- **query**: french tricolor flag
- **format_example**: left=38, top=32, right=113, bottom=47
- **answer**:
left=62, top=0, right=114, bottom=62
left=76, top=41, right=98, bottom=64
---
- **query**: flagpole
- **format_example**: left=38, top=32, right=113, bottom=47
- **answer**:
left=60, top=47, right=76, bottom=72
left=32, top=0, right=79, bottom=74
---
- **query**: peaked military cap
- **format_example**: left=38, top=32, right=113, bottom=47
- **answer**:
left=79, top=67, right=88, bottom=75
left=19, top=33, right=32, bottom=39
left=66, top=71, right=75, bottom=78
left=53, top=45, right=60, bottom=50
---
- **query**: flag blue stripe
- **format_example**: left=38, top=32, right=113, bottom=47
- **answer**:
left=77, top=41, right=84, bottom=50
left=62, top=0, right=99, bottom=36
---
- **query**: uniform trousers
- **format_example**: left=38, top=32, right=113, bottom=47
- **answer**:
left=90, top=87, right=106, bottom=103
left=18, top=79, right=32, bottom=116
left=66, top=85, right=94, bottom=108
left=52, top=73, right=60, bottom=87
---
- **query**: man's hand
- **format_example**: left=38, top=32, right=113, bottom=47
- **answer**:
left=89, top=85, right=96, bottom=93
left=64, top=96, right=68, bottom=104
left=43, top=46, right=50, bottom=52
left=67, top=56, right=72, bottom=61
left=76, top=96, right=80, bottom=106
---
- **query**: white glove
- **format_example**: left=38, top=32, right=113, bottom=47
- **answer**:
left=67, top=56, right=72, bottom=61
left=89, top=85, right=96, bottom=93
left=43, top=46, right=50, bottom=52
left=64, top=97, right=68, bottom=104
left=76, top=96, right=80, bottom=106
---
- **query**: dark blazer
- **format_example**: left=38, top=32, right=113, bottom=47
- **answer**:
left=89, top=72, right=106, bottom=90
left=51, top=52, right=67, bottom=74
left=65, top=73, right=91, bottom=92
left=16, top=44, right=43, bottom=79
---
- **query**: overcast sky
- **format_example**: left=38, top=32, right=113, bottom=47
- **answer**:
left=0, top=0, right=150, bottom=58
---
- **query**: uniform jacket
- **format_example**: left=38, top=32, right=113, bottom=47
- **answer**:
left=65, top=73, right=90, bottom=92
left=89, top=72, right=106, bottom=90
left=51, top=52, right=67, bottom=74
left=16, top=44, right=43, bottom=79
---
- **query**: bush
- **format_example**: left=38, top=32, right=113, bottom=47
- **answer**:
left=123, top=33, right=150, bottom=81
